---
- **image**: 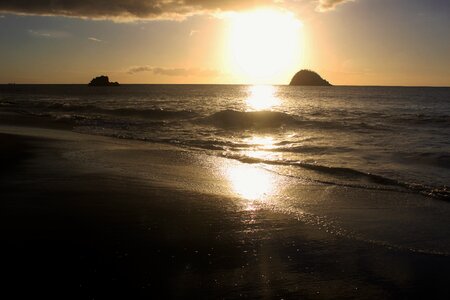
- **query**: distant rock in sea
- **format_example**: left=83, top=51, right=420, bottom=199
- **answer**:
left=289, top=70, right=332, bottom=86
left=88, top=75, right=119, bottom=86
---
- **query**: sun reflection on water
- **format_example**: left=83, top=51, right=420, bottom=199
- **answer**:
left=246, top=85, right=280, bottom=111
left=244, top=136, right=276, bottom=149
left=240, top=135, right=282, bottom=161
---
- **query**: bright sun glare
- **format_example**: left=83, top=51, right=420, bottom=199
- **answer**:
left=227, top=9, right=302, bottom=84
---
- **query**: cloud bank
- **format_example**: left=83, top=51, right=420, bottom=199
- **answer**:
left=128, top=66, right=222, bottom=77
left=0, top=0, right=274, bottom=20
left=0, top=1, right=353, bottom=20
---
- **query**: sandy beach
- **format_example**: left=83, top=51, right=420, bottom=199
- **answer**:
left=1, top=113, right=450, bottom=299
left=2, top=0, right=449, bottom=297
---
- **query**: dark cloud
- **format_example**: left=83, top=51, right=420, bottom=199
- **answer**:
left=0, top=0, right=276, bottom=20
left=0, top=1, right=351, bottom=20
left=128, top=66, right=222, bottom=77
left=316, top=0, right=353, bottom=12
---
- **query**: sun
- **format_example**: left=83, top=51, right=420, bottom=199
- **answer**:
left=226, top=9, right=302, bottom=84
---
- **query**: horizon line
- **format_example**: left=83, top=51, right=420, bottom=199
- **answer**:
left=1, top=83, right=449, bottom=88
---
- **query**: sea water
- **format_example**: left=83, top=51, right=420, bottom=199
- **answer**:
left=1, top=84, right=449, bottom=200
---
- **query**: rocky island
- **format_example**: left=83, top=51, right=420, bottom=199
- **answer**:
left=289, top=70, right=332, bottom=86
left=88, top=75, right=119, bottom=86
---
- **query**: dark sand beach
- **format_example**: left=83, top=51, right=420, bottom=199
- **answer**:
left=2, top=0, right=449, bottom=297
left=2, top=113, right=450, bottom=299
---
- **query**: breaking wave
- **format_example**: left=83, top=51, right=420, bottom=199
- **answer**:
left=198, top=109, right=299, bottom=129
left=221, top=153, right=450, bottom=201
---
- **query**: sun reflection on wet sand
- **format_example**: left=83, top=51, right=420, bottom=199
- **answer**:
left=246, top=85, right=280, bottom=111
left=224, top=163, right=278, bottom=208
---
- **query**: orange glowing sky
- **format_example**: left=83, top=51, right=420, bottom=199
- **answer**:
left=0, top=0, right=449, bottom=86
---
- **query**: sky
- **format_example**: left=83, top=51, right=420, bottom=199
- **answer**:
left=0, top=0, right=449, bottom=86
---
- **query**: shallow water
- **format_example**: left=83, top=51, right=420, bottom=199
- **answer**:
left=1, top=84, right=449, bottom=199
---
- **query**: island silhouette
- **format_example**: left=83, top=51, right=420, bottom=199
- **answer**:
left=88, top=75, right=119, bottom=86
left=290, top=70, right=332, bottom=86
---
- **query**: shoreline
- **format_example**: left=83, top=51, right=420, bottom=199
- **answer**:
left=1, top=114, right=450, bottom=298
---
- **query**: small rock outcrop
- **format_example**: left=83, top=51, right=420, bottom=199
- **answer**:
left=88, top=75, right=119, bottom=86
left=289, top=70, right=331, bottom=86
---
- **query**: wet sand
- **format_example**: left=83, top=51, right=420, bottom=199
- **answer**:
left=1, top=114, right=450, bottom=299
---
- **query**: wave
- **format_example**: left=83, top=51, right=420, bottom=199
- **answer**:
left=0, top=99, right=15, bottom=106
left=221, top=153, right=449, bottom=201
left=278, top=145, right=352, bottom=154
left=50, top=104, right=197, bottom=119
left=101, top=107, right=196, bottom=119
left=3, top=101, right=197, bottom=120
left=393, top=151, right=450, bottom=169
left=197, top=109, right=395, bottom=132
left=197, top=109, right=299, bottom=129
left=394, top=114, right=450, bottom=127
left=292, top=163, right=449, bottom=200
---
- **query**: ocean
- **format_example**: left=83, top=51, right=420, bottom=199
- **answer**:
left=1, top=84, right=449, bottom=200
